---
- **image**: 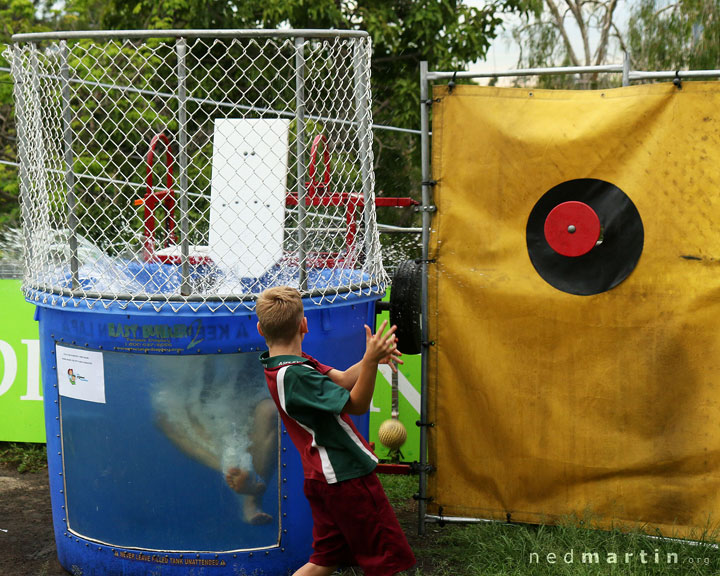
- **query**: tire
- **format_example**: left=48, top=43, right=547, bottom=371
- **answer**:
left=389, top=259, right=422, bottom=355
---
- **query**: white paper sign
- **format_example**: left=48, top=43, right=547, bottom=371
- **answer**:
left=56, top=345, right=106, bottom=404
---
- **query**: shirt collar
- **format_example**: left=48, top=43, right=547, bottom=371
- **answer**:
left=260, top=352, right=309, bottom=369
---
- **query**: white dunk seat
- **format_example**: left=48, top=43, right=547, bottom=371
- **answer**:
left=155, top=118, right=289, bottom=279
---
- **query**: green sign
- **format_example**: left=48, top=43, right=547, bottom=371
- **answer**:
left=368, top=295, right=421, bottom=463
left=0, top=279, right=44, bottom=442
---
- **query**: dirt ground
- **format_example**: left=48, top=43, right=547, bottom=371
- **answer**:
left=0, top=463, right=431, bottom=576
left=0, top=464, right=67, bottom=576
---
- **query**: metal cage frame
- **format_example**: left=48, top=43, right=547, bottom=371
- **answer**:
left=10, top=29, right=389, bottom=312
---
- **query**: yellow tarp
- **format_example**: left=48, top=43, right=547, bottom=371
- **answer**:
left=428, top=82, right=720, bottom=538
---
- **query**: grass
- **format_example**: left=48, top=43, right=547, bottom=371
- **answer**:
left=373, top=474, right=720, bottom=576
left=4, top=445, right=719, bottom=575
left=381, top=472, right=418, bottom=507
left=414, top=520, right=720, bottom=575
left=0, top=441, right=47, bottom=473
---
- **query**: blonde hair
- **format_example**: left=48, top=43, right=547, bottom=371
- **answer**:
left=256, top=286, right=304, bottom=345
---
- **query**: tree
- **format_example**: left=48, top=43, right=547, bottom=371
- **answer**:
left=511, top=0, right=625, bottom=88
left=0, top=0, right=106, bottom=233
left=0, top=0, right=55, bottom=230
left=2, top=0, right=530, bottom=268
left=81, top=0, right=528, bottom=219
left=627, top=0, right=720, bottom=72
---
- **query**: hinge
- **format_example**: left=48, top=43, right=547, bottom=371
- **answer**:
left=414, top=205, right=436, bottom=213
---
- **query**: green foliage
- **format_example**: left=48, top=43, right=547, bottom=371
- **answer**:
left=0, top=1, right=531, bottom=233
left=0, top=0, right=45, bottom=38
left=87, top=0, right=522, bottom=226
left=628, top=0, right=720, bottom=72
left=361, top=1, right=508, bottom=217
left=0, top=0, right=53, bottom=230
left=0, top=442, right=47, bottom=473
left=101, top=0, right=262, bottom=30
left=63, top=38, right=179, bottom=251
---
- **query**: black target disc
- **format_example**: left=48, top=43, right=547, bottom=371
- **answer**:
left=526, top=178, right=644, bottom=295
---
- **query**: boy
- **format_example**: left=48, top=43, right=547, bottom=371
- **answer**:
left=256, top=286, right=416, bottom=576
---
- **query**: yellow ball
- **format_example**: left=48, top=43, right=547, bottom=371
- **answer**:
left=378, top=419, right=407, bottom=450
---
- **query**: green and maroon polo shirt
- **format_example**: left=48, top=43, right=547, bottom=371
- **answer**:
left=260, top=352, right=378, bottom=484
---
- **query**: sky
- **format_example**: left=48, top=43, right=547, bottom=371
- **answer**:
left=463, top=0, right=634, bottom=80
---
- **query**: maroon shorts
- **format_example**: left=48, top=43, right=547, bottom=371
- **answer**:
left=303, top=472, right=416, bottom=576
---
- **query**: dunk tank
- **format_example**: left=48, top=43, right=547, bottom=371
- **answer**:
left=9, top=30, right=388, bottom=575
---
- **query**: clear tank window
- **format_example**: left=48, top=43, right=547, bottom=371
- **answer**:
left=57, top=346, right=279, bottom=551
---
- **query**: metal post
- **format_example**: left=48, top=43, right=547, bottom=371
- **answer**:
left=418, top=60, right=431, bottom=536
left=391, top=368, right=399, bottom=419
left=622, top=52, right=631, bottom=87
left=295, top=37, right=308, bottom=291
left=176, top=38, right=191, bottom=296
left=353, top=38, right=375, bottom=266
left=59, top=42, right=79, bottom=290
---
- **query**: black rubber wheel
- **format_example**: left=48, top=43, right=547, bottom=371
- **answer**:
left=389, top=259, right=422, bottom=355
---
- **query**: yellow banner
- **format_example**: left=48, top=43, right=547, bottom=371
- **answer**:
left=428, top=82, right=720, bottom=538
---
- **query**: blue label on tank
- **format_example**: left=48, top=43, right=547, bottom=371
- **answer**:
left=106, top=319, right=213, bottom=351
left=47, top=309, right=262, bottom=355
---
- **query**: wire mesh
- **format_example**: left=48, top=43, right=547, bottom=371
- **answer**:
left=8, top=31, right=388, bottom=311
left=0, top=227, right=23, bottom=279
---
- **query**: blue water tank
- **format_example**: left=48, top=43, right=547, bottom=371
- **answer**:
left=36, top=292, right=378, bottom=575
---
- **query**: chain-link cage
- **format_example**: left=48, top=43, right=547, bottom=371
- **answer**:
left=8, top=30, right=388, bottom=312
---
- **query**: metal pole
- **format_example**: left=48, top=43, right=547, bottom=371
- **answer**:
left=425, top=515, right=506, bottom=525
left=295, top=37, right=308, bottom=291
left=176, top=38, right=191, bottom=296
left=58, top=43, right=79, bottom=290
left=353, top=38, right=375, bottom=269
left=427, top=63, right=624, bottom=81
left=418, top=60, right=431, bottom=537
left=622, top=52, right=631, bottom=87
left=13, top=29, right=371, bottom=43
left=630, top=69, right=720, bottom=81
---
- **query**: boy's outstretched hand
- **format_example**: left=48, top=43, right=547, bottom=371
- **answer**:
left=364, top=320, right=404, bottom=373
left=343, top=320, right=404, bottom=415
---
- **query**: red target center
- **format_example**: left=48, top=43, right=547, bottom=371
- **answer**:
left=543, top=201, right=601, bottom=257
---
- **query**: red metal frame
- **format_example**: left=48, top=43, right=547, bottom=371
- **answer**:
left=307, top=134, right=331, bottom=199
left=376, top=463, right=412, bottom=475
left=135, top=134, right=211, bottom=266
left=286, top=133, right=419, bottom=266
left=134, top=133, right=177, bottom=262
